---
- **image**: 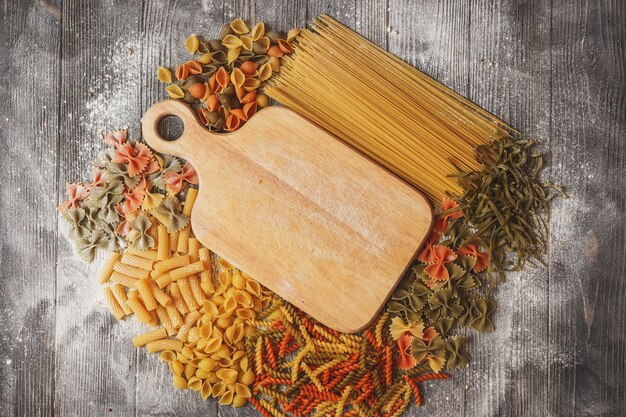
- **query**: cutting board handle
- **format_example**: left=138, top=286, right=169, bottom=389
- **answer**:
left=141, top=99, right=209, bottom=158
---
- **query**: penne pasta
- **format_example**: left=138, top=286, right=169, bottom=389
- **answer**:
left=132, top=328, right=168, bottom=347
left=148, top=279, right=172, bottom=307
left=126, top=296, right=152, bottom=324
left=113, top=262, right=150, bottom=280
left=125, top=247, right=158, bottom=261
left=169, top=282, right=189, bottom=315
left=110, top=271, right=138, bottom=289
left=148, top=309, right=159, bottom=327
left=155, top=305, right=176, bottom=336
left=198, top=248, right=215, bottom=296
left=182, top=188, right=198, bottom=216
left=98, top=252, right=120, bottom=283
left=168, top=230, right=179, bottom=253
left=177, top=225, right=191, bottom=253
left=165, top=303, right=184, bottom=328
left=178, top=277, right=200, bottom=311
left=188, top=238, right=200, bottom=261
left=176, top=310, right=202, bottom=341
left=104, top=287, right=125, bottom=320
left=111, top=283, right=133, bottom=315
left=189, top=275, right=205, bottom=306
left=170, top=261, right=205, bottom=281
left=154, top=255, right=190, bottom=274
left=136, top=279, right=158, bottom=311
left=157, top=224, right=169, bottom=261
left=146, top=339, right=184, bottom=353
left=121, top=253, right=154, bottom=271
left=156, top=273, right=173, bottom=289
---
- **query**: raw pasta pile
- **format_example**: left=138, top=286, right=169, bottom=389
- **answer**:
left=57, top=15, right=564, bottom=417
left=158, top=19, right=300, bottom=132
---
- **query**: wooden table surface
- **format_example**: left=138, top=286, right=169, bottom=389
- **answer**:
left=0, top=0, right=623, bottom=416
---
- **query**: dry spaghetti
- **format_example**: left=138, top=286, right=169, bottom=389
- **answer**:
left=265, top=15, right=515, bottom=202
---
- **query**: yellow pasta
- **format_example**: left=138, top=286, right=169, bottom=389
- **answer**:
left=170, top=261, right=205, bottom=281
left=169, top=282, right=189, bottom=315
left=110, top=271, right=138, bottom=289
left=148, top=309, right=159, bottom=327
left=132, top=328, right=168, bottom=347
left=154, top=255, right=190, bottom=274
left=178, top=277, right=200, bottom=311
left=176, top=310, right=202, bottom=341
left=198, top=248, right=215, bottom=295
left=146, top=339, right=184, bottom=353
left=182, top=188, right=198, bottom=216
left=155, top=306, right=176, bottom=336
left=121, top=253, right=154, bottom=271
left=165, top=303, right=184, bottom=328
left=113, top=262, right=150, bottom=280
left=168, top=231, right=179, bottom=252
left=104, top=287, right=125, bottom=320
left=148, top=279, right=172, bottom=307
left=156, top=272, right=173, bottom=289
left=98, top=252, right=120, bottom=283
left=266, top=15, right=513, bottom=202
left=136, top=279, right=158, bottom=311
left=126, top=296, right=152, bottom=324
left=157, top=224, right=169, bottom=261
left=111, top=283, right=133, bottom=315
left=125, top=247, right=158, bottom=261
left=177, top=225, right=191, bottom=253
left=188, top=275, right=205, bottom=305
left=188, top=238, right=200, bottom=260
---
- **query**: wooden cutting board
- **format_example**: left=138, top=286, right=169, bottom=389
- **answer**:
left=142, top=99, right=432, bottom=333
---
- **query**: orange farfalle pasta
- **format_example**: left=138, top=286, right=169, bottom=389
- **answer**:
left=433, top=198, right=463, bottom=235
left=416, top=231, right=440, bottom=264
left=457, top=244, right=490, bottom=272
left=91, top=168, right=106, bottom=188
left=122, top=189, right=145, bottom=214
left=113, top=143, right=151, bottom=177
left=164, top=162, right=199, bottom=194
left=395, top=334, right=416, bottom=369
left=58, top=182, right=90, bottom=212
left=423, top=245, right=457, bottom=281
left=115, top=202, right=132, bottom=236
left=103, top=129, right=127, bottom=148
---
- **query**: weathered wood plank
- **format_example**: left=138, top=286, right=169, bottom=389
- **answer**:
left=387, top=1, right=471, bottom=415
left=55, top=1, right=143, bottom=416
left=464, top=1, right=554, bottom=416
left=548, top=0, right=625, bottom=415
left=134, top=1, right=223, bottom=416
left=0, top=1, right=60, bottom=416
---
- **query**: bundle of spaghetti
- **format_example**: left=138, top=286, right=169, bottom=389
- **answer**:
left=245, top=297, right=448, bottom=417
left=265, top=15, right=515, bottom=202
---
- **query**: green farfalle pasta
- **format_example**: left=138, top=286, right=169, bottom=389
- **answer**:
left=90, top=180, right=124, bottom=209
left=444, top=336, right=470, bottom=369
left=75, top=230, right=109, bottom=261
left=63, top=207, right=89, bottom=240
left=82, top=204, right=104, bottom=231
left=468, top=296, right=497, bottom=333
left=129, top=213, right=155, bottom=250
left=106, top=162, right=140, bottom=188
left=155, top=197, right=189, bottom=232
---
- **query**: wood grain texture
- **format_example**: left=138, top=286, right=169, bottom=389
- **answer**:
left=0, top=1, right=60, bottom=416
left=55, top=1, right=142, bottom=416
left=142, top=100, right=432, bottom=333
left=0, top=0, right=623, bottom=416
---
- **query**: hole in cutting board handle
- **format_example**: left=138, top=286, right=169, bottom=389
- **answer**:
left=157, top=115, right=184, bottom=141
